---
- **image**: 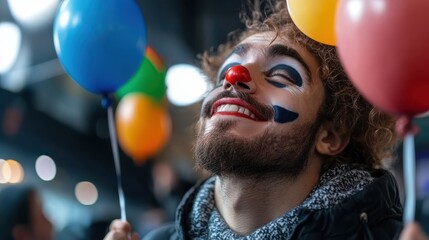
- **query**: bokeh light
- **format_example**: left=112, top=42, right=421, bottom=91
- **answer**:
left=0, top=39, right=31, bottom=92
left=75, top=181, right=98, bottom=205
left=166, top=64, right=212, bottom=106
left=5, top=159, right=24, bottom=183
left=0, top=22, right=22, bottom=74
left=8, top=0, right=59, bottom=30
left=35, top=155, right=57, bottom=181
left=0, top=159, right=11, bottom=184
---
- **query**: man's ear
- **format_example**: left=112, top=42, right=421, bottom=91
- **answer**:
left=315, top=123, right=350, bottom=156
left=12, top=224, right=31, bottom=240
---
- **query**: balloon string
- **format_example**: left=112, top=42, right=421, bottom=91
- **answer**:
left=106, top=100, right=127, bottom=221
left=403, top=132, right=416, bottom=224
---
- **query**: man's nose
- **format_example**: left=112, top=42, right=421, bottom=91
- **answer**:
left=223, top=65, right=254, bottom=92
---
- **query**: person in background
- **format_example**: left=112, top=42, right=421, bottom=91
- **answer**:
left=105, top=0, right=405, bottom=239
left=0, top=185, right=53, bottom=240
left=151, top=160, right=194, bottom=222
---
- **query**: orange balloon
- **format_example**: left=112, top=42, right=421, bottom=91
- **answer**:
left=116, top=93, right=171, bottom=163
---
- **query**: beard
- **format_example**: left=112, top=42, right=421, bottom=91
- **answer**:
left=194, top=92, right=322, bottom=180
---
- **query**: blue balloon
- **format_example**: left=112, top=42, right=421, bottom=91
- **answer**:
left=53, top=0, right=146, bottom=94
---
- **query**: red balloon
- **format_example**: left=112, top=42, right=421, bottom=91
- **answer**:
left=336, top=0, right=429, bottom=116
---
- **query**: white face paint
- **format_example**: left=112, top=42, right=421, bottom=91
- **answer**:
left=195, top=31, right=326, bottom=179
left=201, top=31, right=324, bottom=139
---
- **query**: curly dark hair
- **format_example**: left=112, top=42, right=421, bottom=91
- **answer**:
left=199, top=0, right=398, bottom=171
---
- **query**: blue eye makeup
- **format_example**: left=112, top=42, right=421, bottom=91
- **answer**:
left=265, top=64, right=303, bottom=88
left=267, top=80, right=287, bottom=88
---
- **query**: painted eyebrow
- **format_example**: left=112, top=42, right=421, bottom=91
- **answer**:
left=267, top=44, right=312, bottom=81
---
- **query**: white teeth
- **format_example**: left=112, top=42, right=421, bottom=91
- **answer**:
left=230, top=105, right=239, bottom=112
left=218, top=105, right=228, bottom=112
left=216, top=104, right=256, bottom=119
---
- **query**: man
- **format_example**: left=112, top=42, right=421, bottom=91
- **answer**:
left=105, top=0, right=403, bottom=239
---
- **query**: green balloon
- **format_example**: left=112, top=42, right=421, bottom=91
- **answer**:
left=116, top=56, right=167, bottom=103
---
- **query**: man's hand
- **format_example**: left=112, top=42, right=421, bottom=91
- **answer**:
left=400, top=222, right=429, bottom=240
left=104, top=219, right=139, bottom=240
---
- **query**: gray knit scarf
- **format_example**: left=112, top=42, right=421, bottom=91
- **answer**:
left=187, top=164, right=374, bottom=240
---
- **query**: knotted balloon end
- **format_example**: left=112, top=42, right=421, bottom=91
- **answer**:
left=396, top=116, right=419, bottom=139
left=102, top=94, right=113, bottom=109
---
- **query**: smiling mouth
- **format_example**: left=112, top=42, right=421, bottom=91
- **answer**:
left=211, top=98, right=267, bottom=121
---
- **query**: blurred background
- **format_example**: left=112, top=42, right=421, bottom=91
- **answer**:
left=1, top=0, right=429, bottom=238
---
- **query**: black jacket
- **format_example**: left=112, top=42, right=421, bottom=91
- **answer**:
left=144, top=169, right=403, bottom=240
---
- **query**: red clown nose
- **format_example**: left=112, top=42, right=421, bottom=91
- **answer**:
left=225, top=65, right=251, bottom=85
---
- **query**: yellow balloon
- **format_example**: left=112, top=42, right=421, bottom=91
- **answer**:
left=287, top=0, right=337, bottom=46
left=116, top=93, right=171, bottom=164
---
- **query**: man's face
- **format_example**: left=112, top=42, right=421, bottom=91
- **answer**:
left=195, top=31, right=325, bottom=179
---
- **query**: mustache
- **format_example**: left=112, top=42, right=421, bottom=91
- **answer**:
left=201, top=91, right=274, bottom=120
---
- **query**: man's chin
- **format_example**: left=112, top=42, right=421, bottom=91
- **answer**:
left=200, top=118, right=235, bottom=135
left=194, top=120, right=319, bottom=181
